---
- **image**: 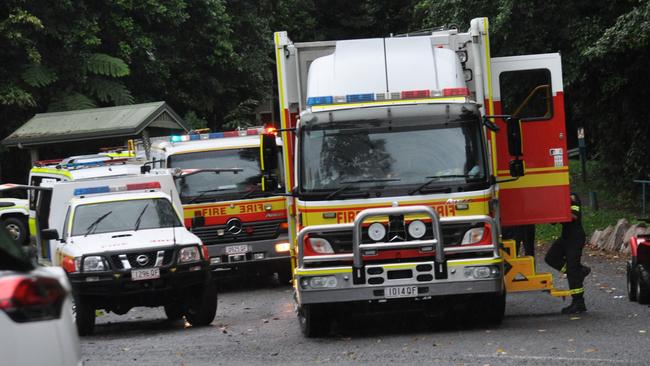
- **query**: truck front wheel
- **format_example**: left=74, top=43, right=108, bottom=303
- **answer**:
left=4, top=217, right=27, bottom=245
left=481, top=287, right=506, bottom=326
left=185, top=282, right=217, bottom=326
left=298, top=304, right=329, bottom=337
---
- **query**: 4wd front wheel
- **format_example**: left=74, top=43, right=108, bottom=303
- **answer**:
left=164, top=302, right=184, bottom=321
left=73, top=296, right=96, bottom=336
left=185, top=282, right=217, bottom=326
left=627, top=262, right=637, bottom=302
left=298, top=303, right=329, bottom=337
left=636, top=265, right=650, bottom=304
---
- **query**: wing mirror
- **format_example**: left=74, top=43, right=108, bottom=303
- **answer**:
left=41, top=228, right=60, bottom=241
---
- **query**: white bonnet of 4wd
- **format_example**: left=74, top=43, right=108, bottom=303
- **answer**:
left=306, top=36, right=466, bottom=98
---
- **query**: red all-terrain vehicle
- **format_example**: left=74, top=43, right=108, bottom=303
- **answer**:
left=627, top=234, right=650, bottom=303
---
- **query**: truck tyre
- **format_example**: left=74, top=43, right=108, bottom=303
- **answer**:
left=277, top=268, right=292, bottom=286
left=636, top=265, right=650, bottom=304
left=4, top=217, right=27, bottom=245
left=185, top=282, right=217, bottom=327
left=627, top=262, right=637, bottom=302
left=298, top=304, right=329, bottom=337
left=74, top=296, right=96, bottom=336
left=164, top=303, right=184, bottom=321
left=483, top=286, right=506, bottom=326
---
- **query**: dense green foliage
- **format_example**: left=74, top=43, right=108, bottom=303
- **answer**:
left=1, top=0, right=649, bottom=188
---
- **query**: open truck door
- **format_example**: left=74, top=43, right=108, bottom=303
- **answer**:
left=490, top=53, right=571, bottom=226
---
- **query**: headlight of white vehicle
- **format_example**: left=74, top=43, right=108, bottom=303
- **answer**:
left=308, top=237, right=334, bottom=254
left=83, top=256, right=108, bottom=271
left=179, top=246, right=201, bottom=263
left=461, top=227, right=485, bottom=245
left=368, top=222, right=386, bottom=242
left=408, top=220, right=426, bottom=239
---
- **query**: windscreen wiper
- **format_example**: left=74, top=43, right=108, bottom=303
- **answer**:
left=325, top=178, right=401, bottom=200
left=84, top=211, right=113, bottom=237
left=409, top=175, right=482, bottom=195
left=186, top=187, right=232, bottom=204
left=133, top=204, right=150, bottom=231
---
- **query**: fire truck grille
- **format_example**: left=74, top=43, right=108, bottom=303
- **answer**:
left=191, top=219, right=283, bottom=245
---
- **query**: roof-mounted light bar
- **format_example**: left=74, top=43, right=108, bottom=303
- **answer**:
left=73, top=181, right=161, bottom=196
left=169, top=126, right=277, bottom=143
left=306, top=88, right=471, bottom=107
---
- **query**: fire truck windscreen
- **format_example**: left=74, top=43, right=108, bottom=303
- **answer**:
left=300, top=115, right=488, bottom=196
left=168, top=148, right=265, bottom=203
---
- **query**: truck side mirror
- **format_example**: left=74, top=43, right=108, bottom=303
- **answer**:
left=509, top=159, right=525, bottom=178
left=506, top=117, right=523, bottom=157
left=41, top=228, right=59, bottom=241
left=260, top=133, right=279, bottom=192
left=260, top=134, right=278, bottom=172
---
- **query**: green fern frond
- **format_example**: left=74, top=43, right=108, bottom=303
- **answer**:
left=22, top=63, right=58, bottom=87
left=0, top=86, right=37, bottom=107
left=48, top=92, right=96, bottom=112
left=87, top=78, right=134, bottom=105
left=85, top=53, right=130, bottom=77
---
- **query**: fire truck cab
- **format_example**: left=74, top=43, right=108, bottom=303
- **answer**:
left=273, top=17, right=572, bottom=336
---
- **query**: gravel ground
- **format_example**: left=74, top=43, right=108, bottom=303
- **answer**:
left=81, top=245, right=650, bottom=365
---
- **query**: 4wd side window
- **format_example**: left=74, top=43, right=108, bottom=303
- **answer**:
left=62, top=207, right=71, bottom=241
left=499, top=68, right=553, bottom=121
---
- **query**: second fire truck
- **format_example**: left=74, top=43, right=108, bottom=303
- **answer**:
left=133, top=128, right=292, bottom=282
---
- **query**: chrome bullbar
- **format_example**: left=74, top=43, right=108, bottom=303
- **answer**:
left=296, top=205, right=499, bottom=282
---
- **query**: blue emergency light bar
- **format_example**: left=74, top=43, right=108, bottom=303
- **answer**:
left=305, top=88, right=471, bottom=107
left=73, top=186, right=111, bottom=196
left=169, top=127, right=270, bottom=143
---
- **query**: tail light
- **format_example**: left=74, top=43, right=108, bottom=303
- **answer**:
left=0, top=276, right=66, bottom=323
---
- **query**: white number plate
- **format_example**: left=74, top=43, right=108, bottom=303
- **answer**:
left=131, top=267, right=160, bottom=281
left=225, top=245, right=249, bottom=254
left=385, top=286, right=418, bottom=299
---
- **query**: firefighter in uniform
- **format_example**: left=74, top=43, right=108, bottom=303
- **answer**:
left=544, top=193, right=591, bottom=314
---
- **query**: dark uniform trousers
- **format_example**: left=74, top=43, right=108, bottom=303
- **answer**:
left=544, top=201, right=586, bottom=297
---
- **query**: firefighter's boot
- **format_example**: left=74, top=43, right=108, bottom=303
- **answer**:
left=561, top=295, right=587, bottom=314
left=581, top=265, right=591, bottom=279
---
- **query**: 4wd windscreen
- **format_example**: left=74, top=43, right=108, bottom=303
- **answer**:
left=300, top=116, right=487, bottom=195
left=168, top=148, right=262, bottom=203
left=71, top=198, right=182, bottom=236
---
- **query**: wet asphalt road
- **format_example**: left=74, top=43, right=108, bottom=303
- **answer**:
left=81, top=245, right=650, bottom=365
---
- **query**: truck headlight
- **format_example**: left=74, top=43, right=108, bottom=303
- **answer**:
left=83, top=256, right=108, bottom=272
left=461, top=227, right=485, bottom=245
left=408, top=220, right=426, bottom=239
left=368, top=223, right=386, bottom=241
left=308, top=237, right=333, bottom=254
left=300, top=276, right=338, bottom=289
left=179, top=246, right=201, bottom=263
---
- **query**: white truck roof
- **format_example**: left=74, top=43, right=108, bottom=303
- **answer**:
left=307, top=36, right=466, bottom=99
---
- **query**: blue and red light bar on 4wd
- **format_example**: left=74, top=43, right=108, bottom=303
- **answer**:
left=73, top=182, right=161, bottom=196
